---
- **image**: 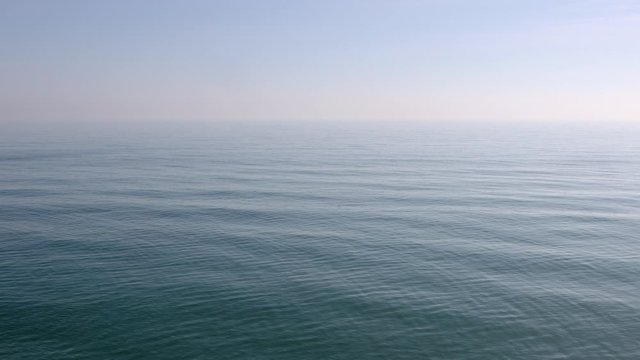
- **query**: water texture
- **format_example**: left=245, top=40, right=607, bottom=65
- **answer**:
left=1, top=123, right=639, bottom=359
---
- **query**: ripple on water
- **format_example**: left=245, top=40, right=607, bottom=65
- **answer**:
left=1, top=124, right=640, bottom=359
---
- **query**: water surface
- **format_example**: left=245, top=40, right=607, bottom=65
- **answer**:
left=1, top=122, right=639, bottom=359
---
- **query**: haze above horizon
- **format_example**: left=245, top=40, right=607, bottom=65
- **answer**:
left=2, top=0, right=639, bottom=123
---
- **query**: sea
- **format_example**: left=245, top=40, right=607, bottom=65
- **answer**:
left=1, top=121, right=639, bottom=359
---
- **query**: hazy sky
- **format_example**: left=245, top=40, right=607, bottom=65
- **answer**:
left=2, top=0, right=639, bottom=122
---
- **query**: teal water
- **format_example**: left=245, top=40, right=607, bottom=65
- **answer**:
left=1, top=122, right=639, bottom=359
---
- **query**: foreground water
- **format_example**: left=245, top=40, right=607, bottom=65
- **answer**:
left=1, top=122, right=639, bottom=359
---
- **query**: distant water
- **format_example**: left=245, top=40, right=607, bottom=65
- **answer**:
left=1, top=122, right=639, bottom=359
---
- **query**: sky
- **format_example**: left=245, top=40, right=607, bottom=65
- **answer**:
left=1, top=0, right=639, bottom=123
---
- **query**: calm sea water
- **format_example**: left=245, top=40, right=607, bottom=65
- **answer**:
left=1, top=122, right=639, bottom=359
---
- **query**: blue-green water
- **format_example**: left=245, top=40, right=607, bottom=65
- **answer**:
left=1, top=122, right=639, bottom=359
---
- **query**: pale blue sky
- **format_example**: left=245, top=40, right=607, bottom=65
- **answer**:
left=2, top=0, right=639, bottom=122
